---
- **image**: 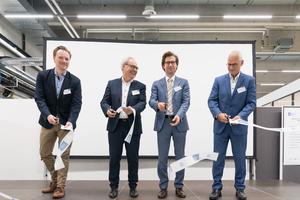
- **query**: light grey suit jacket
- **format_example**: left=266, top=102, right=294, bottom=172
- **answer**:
left=149, top=76, right=190, bottom=132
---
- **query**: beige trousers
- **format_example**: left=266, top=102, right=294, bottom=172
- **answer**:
left=40, top=124, right=72, bottom=188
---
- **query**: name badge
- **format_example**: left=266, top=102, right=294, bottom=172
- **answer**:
left=174, top=86, right=182, bottom=92
left=132, top=90, right=140, bottom=95
left=63, top=89, right=71, bottom=95
left=237, top=86, right=246, bottom=93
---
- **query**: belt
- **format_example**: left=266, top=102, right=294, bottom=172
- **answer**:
left=119, top=118, right=129, bottom=122
left=165, top=115, right=175, bottom=119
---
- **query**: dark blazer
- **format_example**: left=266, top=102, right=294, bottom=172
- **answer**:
left=208, top=72, right=256, bottom=135
left=100, top=78, right=146, bottom=134
left=34, top=68, right=82, bottom=129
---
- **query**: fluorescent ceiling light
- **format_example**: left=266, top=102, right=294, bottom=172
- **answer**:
left=77, top=15, right=127, bottom=19
left=223, top=15, right=272, bottom=19
left=149, top=15, right=200, bottom=19
left=260, top=83, right=285, bottom=86
left=256, top=70, right=269, bottom=73
left=296, top=15, right=300, bottom=19
left=86, top=27, right=266, bottom=34
left=281, top=70, right=300, bottom=73
left=87, top=28, right=132, bottom=33
left=4, top=14, right=53, bottom=19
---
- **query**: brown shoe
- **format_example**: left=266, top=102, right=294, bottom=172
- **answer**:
left=175, top=188, right=186, bottom=198
left=52, top=187, right=65, bottom=199
left=157, top=189, right=167, bottom=199
left=41, top=182, right=57, bottom=193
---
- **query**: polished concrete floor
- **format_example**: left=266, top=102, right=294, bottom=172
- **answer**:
left=0, top=180, right=299, bottom=200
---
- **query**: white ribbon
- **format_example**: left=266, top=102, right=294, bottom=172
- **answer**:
left=169, top=152, right=219, bottom=173
left=124, top=108, right=136, bottom=143
left=116, top=107, right=136, bottom=144
left=167, top=120, right=300, bottom=174
left=229, top=118, right=300, bottom=132
left=0, top=192, right=19, bottom=200
left=54, top=127, right=74, bottom=170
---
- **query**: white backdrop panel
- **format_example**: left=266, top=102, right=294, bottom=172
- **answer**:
left=45, top=40, right=254, bottom=156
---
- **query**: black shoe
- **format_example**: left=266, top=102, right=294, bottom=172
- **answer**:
left=209, top=189, right=222, bottom=200
left=108, top=188, right=118, bottom=199
left=129, top=188, right=139, bottom=198
left=157, top=189, right=167, bottom=199
left=236, top=190, right=247, bottom=200
left=175, top=188, right=186, bottom=198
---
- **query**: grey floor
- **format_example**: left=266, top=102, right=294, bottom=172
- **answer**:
left=0, top=180, right=299, bottom=200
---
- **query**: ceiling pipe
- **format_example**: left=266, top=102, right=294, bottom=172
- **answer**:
left=44, top=0, right=75, bottom=38
left=50, top=0, right=80, bottom=38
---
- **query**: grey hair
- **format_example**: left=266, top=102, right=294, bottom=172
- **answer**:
left=121, top=57, right=135, bottom=68
left=229, top=50, right=243, bottom=61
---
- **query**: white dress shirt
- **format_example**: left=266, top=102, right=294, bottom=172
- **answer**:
left=119, top=77, right=133, bottom=119
left=229, top=72, right=240, bottom=95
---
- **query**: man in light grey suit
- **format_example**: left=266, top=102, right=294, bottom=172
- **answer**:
left=149, top=51, right=190, bottom=199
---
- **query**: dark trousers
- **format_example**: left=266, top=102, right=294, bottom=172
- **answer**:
left=108, top=120, right=141, bottom=189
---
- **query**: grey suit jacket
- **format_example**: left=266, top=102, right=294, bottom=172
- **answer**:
left=149, top=76, right=190, bottom=132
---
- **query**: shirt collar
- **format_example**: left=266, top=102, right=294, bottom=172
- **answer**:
left=54, top=69, right=67, bottom=77
left=122, top=76, right=133, bottom=85
left=165, top=75, right=175, bottom=82
left=229, top=72, right=240, bottom=81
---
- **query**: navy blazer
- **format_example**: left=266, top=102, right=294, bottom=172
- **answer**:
left=34, top=68, right=82, bottom=129
left=149, top=76, right=190, bottom=132
left=100, top=78, right=146, bottom=134
left=208, top=72, right=256, bottom=135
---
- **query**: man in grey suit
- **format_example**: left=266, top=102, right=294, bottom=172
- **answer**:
left=149, top=51, right=190, bottom=199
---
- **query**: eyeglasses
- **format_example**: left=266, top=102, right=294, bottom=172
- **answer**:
left=164, top=61, right=176, bottom=65
left=125, top=64, right=139, bottom=70
left=227, top=63, right=239, bottom=67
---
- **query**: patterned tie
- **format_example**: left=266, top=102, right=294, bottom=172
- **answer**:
left=167, top=78, right=173, bottom=114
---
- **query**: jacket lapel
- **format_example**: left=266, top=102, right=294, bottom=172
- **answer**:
left=159, top=77, right=168, bottom=102
left=232, top=73, right=245, bottom=97
left=117, top=78, right=122, bottom=106
left=173, top=76, right=181, bottom=97
left=225, top=74, right=231, bottom=97
left=127, top=80, right=135, bottom=105
left=49, top=69, right=57, bottom=101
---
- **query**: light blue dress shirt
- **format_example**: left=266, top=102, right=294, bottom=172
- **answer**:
left=54, top=70, right=66, bottom=98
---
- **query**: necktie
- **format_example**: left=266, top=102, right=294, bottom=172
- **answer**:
left=167, top=78, right=173, bottom=114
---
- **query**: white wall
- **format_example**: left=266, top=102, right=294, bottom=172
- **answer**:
left=45, top=40, right=255, bottom=157
left=0, top=100, right=44, bottom=180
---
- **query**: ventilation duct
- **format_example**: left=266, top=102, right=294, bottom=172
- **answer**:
left=273, top=38, right=293, bottom=53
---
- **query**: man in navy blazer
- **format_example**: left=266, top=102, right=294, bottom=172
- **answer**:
left=149, top=51, right=190, bottom=199
left=208, top=51, right=256, bottom=200
left=35, top=46, right=82, bottom=199
left=100, top=57, right=146, bottom=199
